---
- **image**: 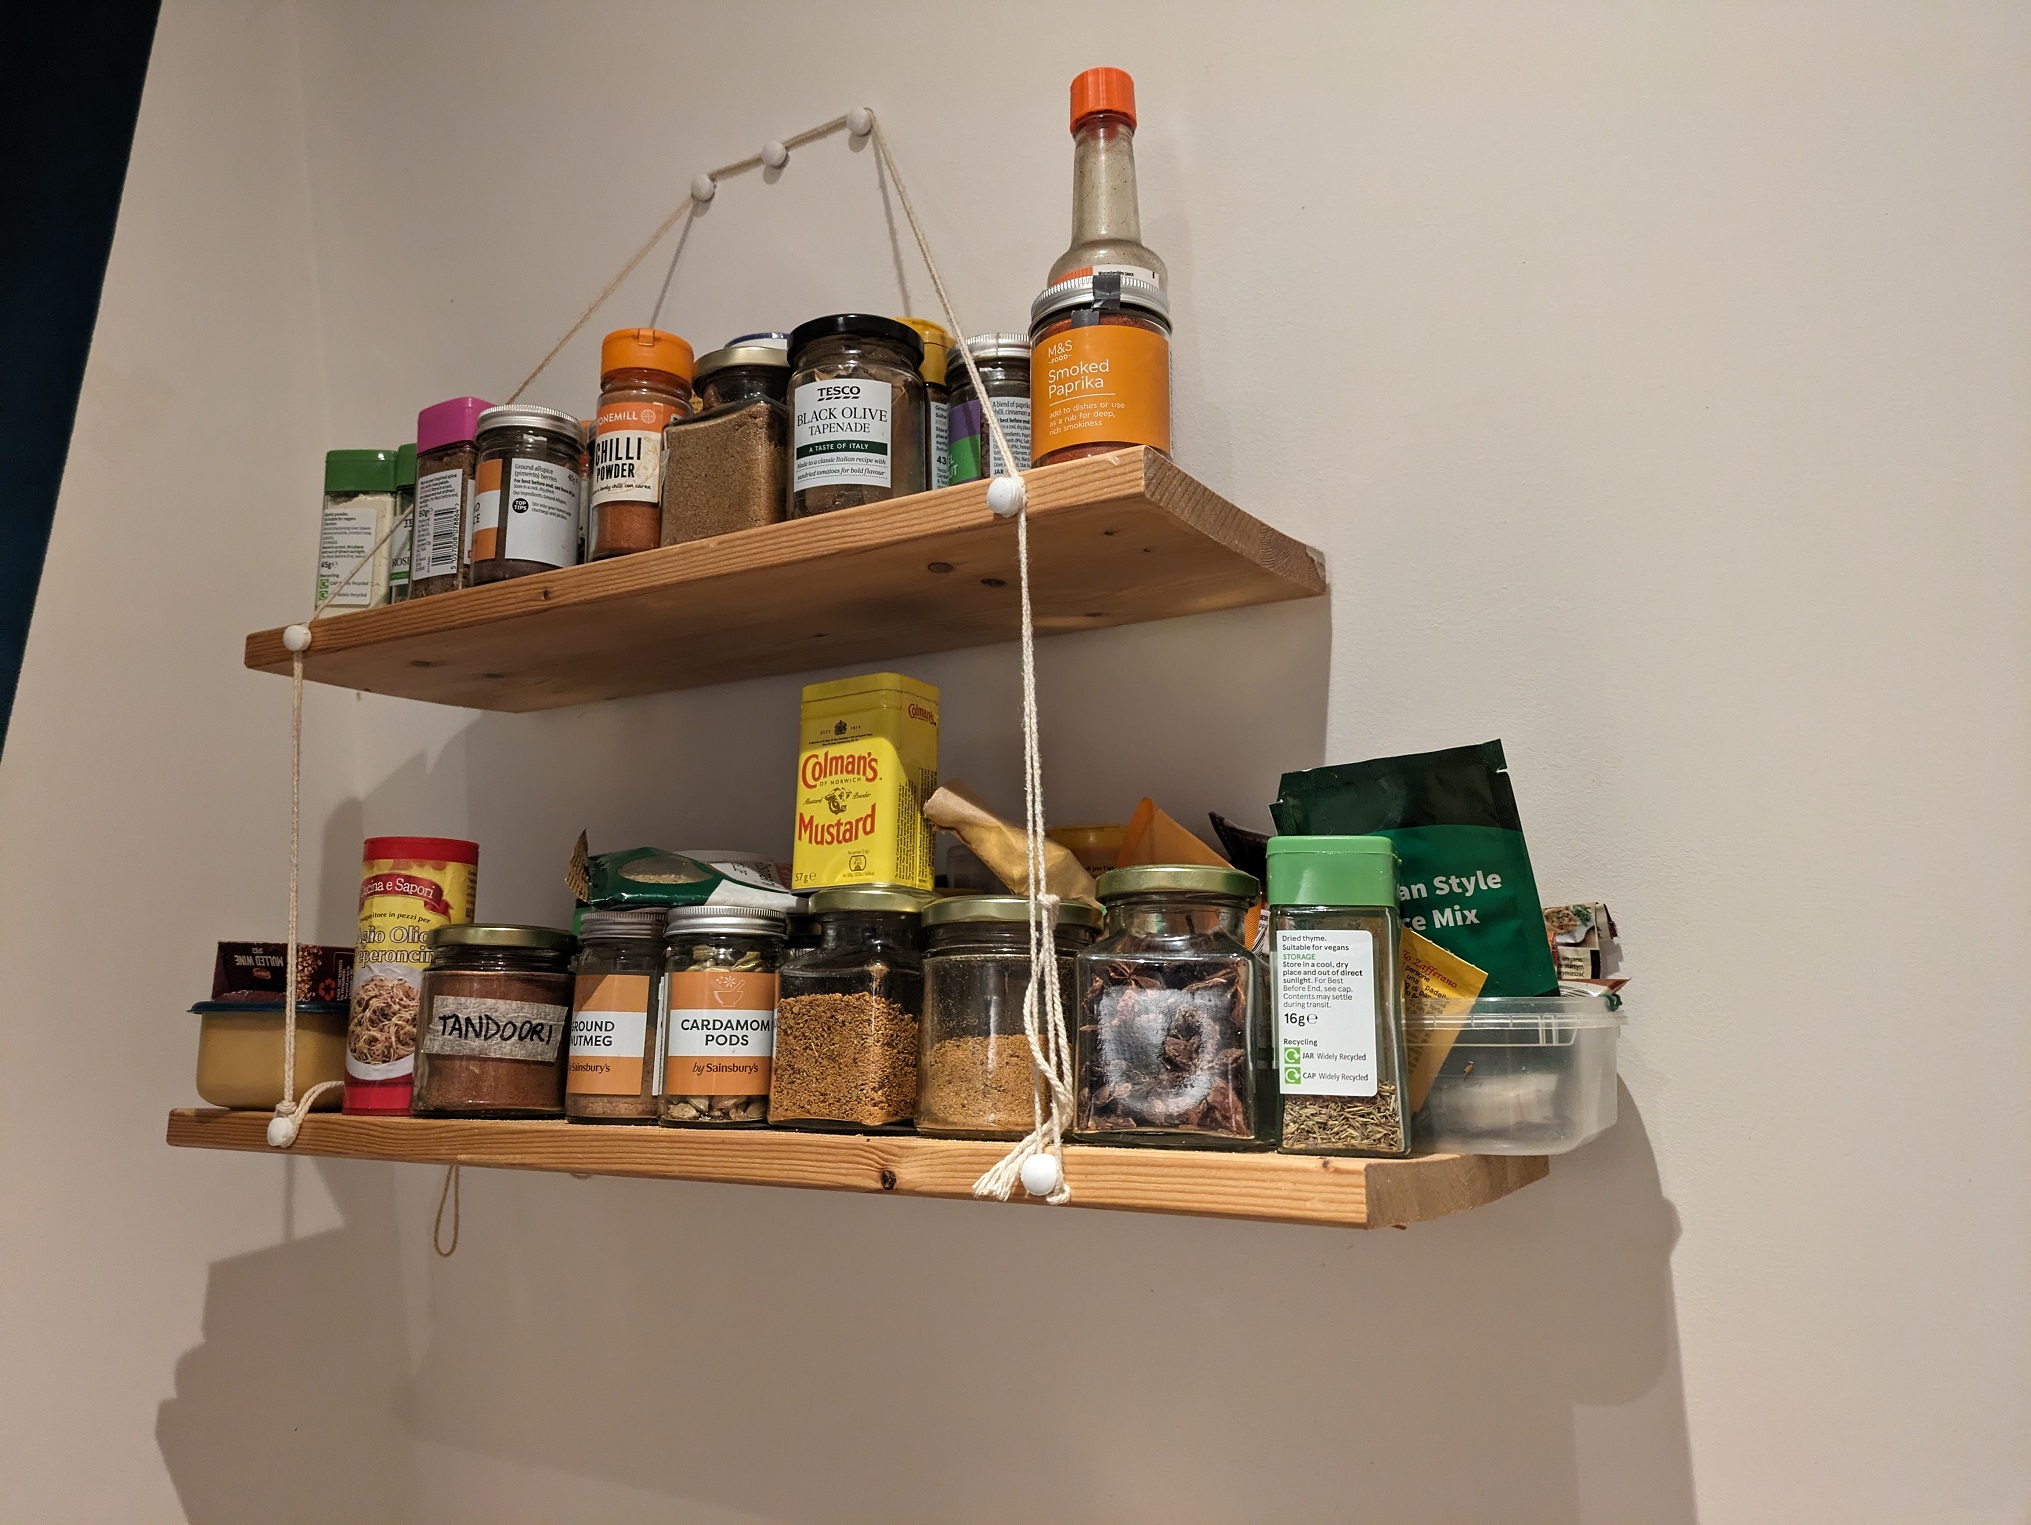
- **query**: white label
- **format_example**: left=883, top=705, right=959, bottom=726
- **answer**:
left=986, top=395, right=1032, bottom=476
left=930, top=399, right=950, bottom=489
left=793, top=378, right=893, bottom=490
left=422, top=994, right=570, bottom=1061
left=315, top=498, right=385, bottom=610
left=388, top=496, right=411, bottom=592
left=474, top=458, right=580, bottom=568
left=415, top=468, right=464, bottom=579
left=569, top=1003, right=648, bottom=1059
left=1274, top=930, right=1378, bottom=1096
left=590, top=429, right=663, bottom=507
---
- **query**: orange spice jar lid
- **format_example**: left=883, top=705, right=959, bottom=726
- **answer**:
left=599, top=327, right=694, bottom=385
left=1071, top=67, right=1136, bottom=130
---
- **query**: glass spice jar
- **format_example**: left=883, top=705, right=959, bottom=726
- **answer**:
left=591, top=327, right=694, bottom=559
left=660, top=906, right=786, bottom=1126
left=947, top=334, right=1033, bottom=484
left=566, top=908, right=668, bottom=1123
left=1266, top=836, right=1411, bottom=1157
left=412, top=925, right=577, bottom=1117
left=787, top=314, right=929, bottom=517
left=410, top=396, right=492, bottom=597
left=659, top=340, right=790, bottom=547
left=770, top=886, right=928, bottom=1131
left=896, top=316, right=952, bottom=488
left=1029, top=272, right=1171, bottom=466
left=469, top=405, right=584, bottom=582
left=314, top=448, right=399, bottom=614
left=388, top=443, right=415, bottom=603
left=916, top=895, right=1099, bottom=1139
left=1073, top=865, right=1273, bottom=1149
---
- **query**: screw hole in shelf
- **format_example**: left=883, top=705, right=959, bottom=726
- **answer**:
left=981, top=577, right=1006, bottom=588
left=482, top=672, right=507, bottom=680
left=410, top=660, right=434, bottom=669
left=926, top=561, right=953, bottom=574
left=878, top=1168, right=898, bottom=1191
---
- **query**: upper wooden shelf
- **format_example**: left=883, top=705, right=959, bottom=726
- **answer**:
left=165, top=1109, right=1545, bottom=1230
left=247, top=448, right=1327, bottom=712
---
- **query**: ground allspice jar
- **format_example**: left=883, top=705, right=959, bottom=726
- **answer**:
left=787, top=314, right=928, bottom=517
left=470, top=405, right=585, bottom=582
left=660, top=341, right=790, bottom=547
left=896, top=316, right=952, bottom=488
left=412, top=925, right=577, bottom=1117
left=770, top=886, right=927, bottom=1130
left=410, top=396, right=492, bottom=597
left=566, top=908, right=668, bottom=1123
left=661, top=906, right=786, bottom=1125
left=1029, top=271, right=1171, bottom=465
left=947, top=334, right=1033, bottom=483
left=591, top=327, right=693, bottom=559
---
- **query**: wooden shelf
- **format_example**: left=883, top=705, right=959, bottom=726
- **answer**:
left=166, top=1108, right=1545, bottom=1230
left=247, top=448, right=1327, bottom=712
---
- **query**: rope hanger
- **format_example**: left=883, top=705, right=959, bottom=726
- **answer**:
left=269, top=106, right=1069, bottom=1207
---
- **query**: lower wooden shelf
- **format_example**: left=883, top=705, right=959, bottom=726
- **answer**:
left=165, top=1108, right=1545, bottom=1230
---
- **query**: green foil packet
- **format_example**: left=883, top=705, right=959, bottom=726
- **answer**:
left=566, top=834, right=795, bottom=912
left=1270, top=740, right=1558, bottom=996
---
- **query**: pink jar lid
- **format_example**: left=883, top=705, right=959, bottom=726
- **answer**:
left=416, top=396, right=494, bottom=455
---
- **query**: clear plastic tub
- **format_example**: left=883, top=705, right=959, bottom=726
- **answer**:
left=1407, top=994, right=1623, bottom=1155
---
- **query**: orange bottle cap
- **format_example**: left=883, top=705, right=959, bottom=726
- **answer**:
left=1071, top=67, right=1136, bottom=130
left=600, top=327, right=695, bottom=384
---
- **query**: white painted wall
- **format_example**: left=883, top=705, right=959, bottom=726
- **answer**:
left=2, top=1, right=2025, bottom=1519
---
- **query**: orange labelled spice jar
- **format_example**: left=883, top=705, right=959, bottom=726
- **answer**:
left=591, top=327, right=694, bottom=560
left=1028, top=271, right=1171, bottom=466
left=345, top=836, right=478, bottom=1114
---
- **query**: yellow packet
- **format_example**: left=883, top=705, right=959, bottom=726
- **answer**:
left=792, top=672, right=939, bottom=892
left=924, top=782, right=1097, bottom=903
left=1402, top=928, right=1488, bottom=1112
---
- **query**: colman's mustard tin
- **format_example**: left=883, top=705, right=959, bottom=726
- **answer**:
left=792, top=672, right=939, bottom=892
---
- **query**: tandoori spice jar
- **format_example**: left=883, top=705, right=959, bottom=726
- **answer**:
left=566, top=908, right=668, bottom=1123
left=411, top=925, right=576, bottom=1117
left=787, top=314, right=928, bottom=516
left=411, top=396, right=492, bottom=597
left=591, top=327, right=694, bottom=559
left=1028, top=271, right=1171, bottom=466
left=660, top=906, right=786, bottom=1126
left=469, top=404, right=584, bottom=582
left=660, top=340, right=790, bottom=547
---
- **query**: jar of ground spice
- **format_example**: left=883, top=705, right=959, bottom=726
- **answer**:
left=591, top=327, right=694, bottom=559
left=659, top=340, right=790, bottom=547
left=770, top=886, right=929, bottom=1131
left=412, top=925, right=576, bottom=1116
left=947, top=334, right=1033, bottom=484
left=896, top=317, right=952, bottom=488
left=1029, top=271, right=1171, bottom=466
left=916, top=895, right=1099, bottom=1138
left=787, top=314, right=928, bottom=517
left=566, top=908, right=668, bottom=1123
left=470, top=405, right=584, bottom=582
left=661, top=906, right=785, bottom=1126
left=410, top=396, right=492, bottom=597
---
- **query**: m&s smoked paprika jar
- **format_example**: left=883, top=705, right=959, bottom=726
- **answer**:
left=1028, top=271, right=1171, bottom=466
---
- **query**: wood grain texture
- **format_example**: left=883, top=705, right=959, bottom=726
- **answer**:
left=165, top=1109, right=1544, bottom=1229
left=245, top=449, right=1328, bottom=712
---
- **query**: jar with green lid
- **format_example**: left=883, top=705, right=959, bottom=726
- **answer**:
left=917, top=895, right=1100, bottom=1139
left=469, top=404, right=585, bottom=582
left=1267, top=836, right=1410, bottom=1157
left=770, top=886, right=929, bottom=1130
left=1073, top=865, right=1272, bottom=1148
left=896, top=316, right=951, bottom=488
left=315, top=448, right=399, bottom=614
left=787, top=314, right=928, bottom=516
left=660, top=340, right=791, bottom=547
left=412, top=925, right=577, bottom=1116
left=566, top=908, right=668, bottom=1123
left=947, top=335, right=1032, bottom=484
left=661, top=905, right=786, bottom=1126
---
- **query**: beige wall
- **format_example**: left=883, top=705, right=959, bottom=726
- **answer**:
left=3, top=1, right=2026, bottom=1519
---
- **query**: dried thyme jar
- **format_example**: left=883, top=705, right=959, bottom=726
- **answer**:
left=917, top=896, right=1100, bottom=1139
left=469, top=404, right=585, bottom=582
left=946, top=334, right=1032, bottom=484
left=660, top=340, right=791, bottom=547
left=1073, top=865, right=1273, bottom=1149
left=660, top=906, right=786, bottom=1126
left=566, top=908, right=668, bottom=1123
left=787, top=314, right=928, bottom=516
left=770, top=886, right=928, bottom=1131
left=412, top=925, right=577, bottom=1117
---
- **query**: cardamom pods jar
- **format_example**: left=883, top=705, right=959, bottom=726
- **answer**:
left=566, top=908, right=668, bottom=1123
left=660, top=906, right=786, bottom=1126
left=787, top=314, right=928, bottom=516
left=469, top=404, right=584, bottom=582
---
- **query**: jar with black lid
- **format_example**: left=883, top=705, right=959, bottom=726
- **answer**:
left=787, top=314, right=928, bottom=517
left=470, top=404, right=585, bottom=582
left=947, top=334, right=1033, bottom=484
left=917, top=895, right=1100, bottom=1138
left=660, top=341, right=791, bottom=547
left=1073, top=865, right=1273, bottom=1148
left=660, top=905, right=786, bottom=1126
left=566, top=908, right=667, bottom=1123
left=770, top=886, right=928, bottom=1130
left=412, top=925, right=577, bottom=1117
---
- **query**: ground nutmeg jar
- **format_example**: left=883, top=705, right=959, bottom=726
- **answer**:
left=787, top=314, right=928, bottom=517
left=661, top=906, right=786, bottom=1126
left=566, top=908, right=668, bottom=1123
left=412, top=924, right=576, bottom=1117
left=1029, top=271, right=1171, bottom=466
left=469, top=404, right=584, bottom=582
left=591, top=326, right=693, bottom=559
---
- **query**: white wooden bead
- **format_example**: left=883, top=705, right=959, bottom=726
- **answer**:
left=266, top=1111, right=298, bottom=1147
left=282, top=623, right=313, bottom=653
left=761, top=141, right=789, bottom=169
left=987, top=475, right=1026, bottom=518
left=691, top=174, right=716, bottom=203
left=847, top=107, right=875, bottom=138
left=1020, top=1152, right=1063, bottom=1197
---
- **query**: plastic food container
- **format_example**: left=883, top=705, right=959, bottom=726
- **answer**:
left=191, top=1001, right=348, bottom=1110
left=1407, top=994, right=1623, bottom=1155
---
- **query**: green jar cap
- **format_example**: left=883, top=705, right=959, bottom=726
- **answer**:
left=1095, top=864, right=1260, bottom=901
left=324, top=448, right=399, bottom=494
left=1266, top=835, right=1398, bottom=908
left=394, top=442, right=417, bottom=487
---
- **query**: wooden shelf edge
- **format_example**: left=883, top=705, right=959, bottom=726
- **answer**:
left=165, top=1108, right=1545, bottom=1230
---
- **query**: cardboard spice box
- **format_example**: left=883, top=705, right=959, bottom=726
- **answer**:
left=212, top=942, right=355, bottom=1004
